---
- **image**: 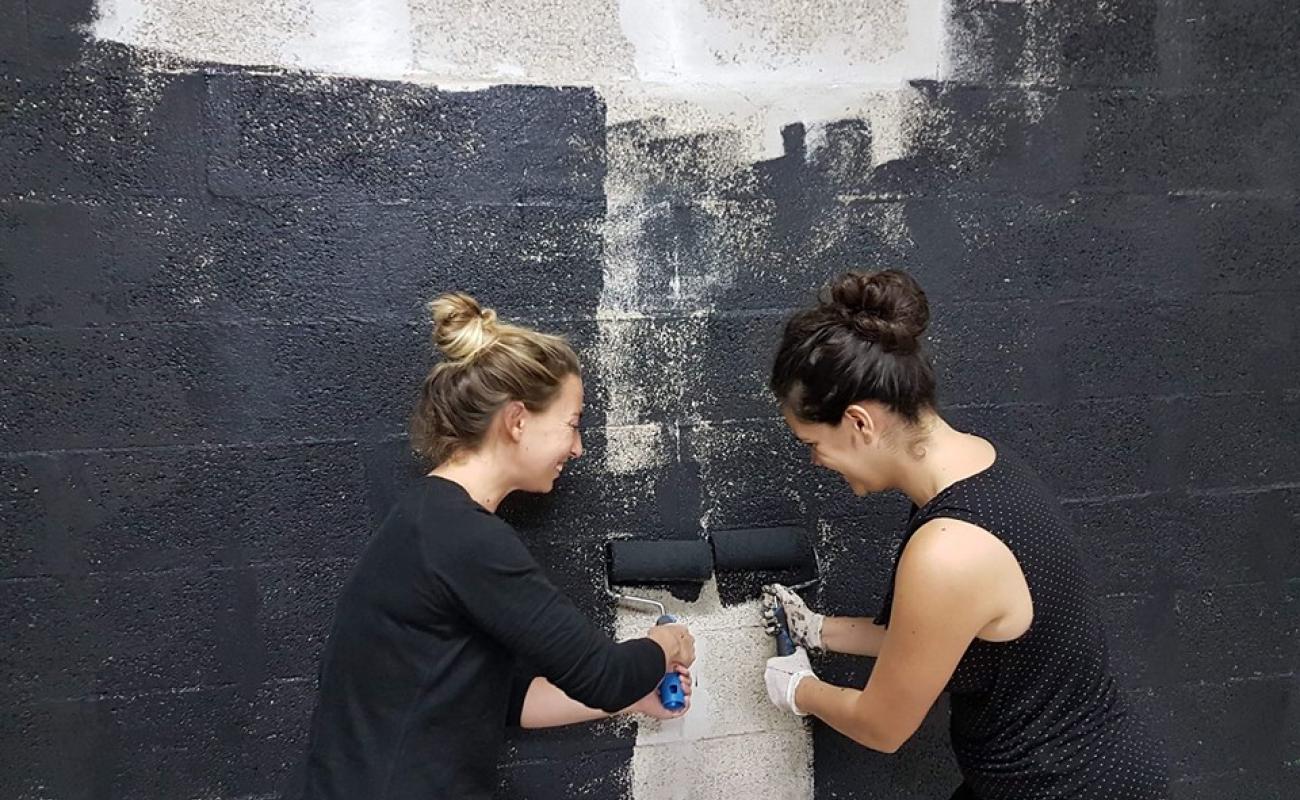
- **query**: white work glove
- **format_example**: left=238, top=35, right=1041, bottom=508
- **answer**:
left=764, top=647, right=814, bottom=717
left=761, top=583, right=825, bottom=651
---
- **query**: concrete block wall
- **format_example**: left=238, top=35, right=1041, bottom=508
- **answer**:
left=2, top=1, right=1298, bottom=798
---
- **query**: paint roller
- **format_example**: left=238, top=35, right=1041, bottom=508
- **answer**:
left=606, top=527, right=820, bottom=683
left=711, top=526, right=818, bottom=657
left=605, top=539, right=712, bottom=711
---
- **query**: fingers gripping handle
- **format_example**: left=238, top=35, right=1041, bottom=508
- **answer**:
left=772, top=604, right=797, bottom=657
left=655, top=614, right=687, bottom=711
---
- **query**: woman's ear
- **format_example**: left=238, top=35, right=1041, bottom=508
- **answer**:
left=500, top=400, right=528, bottom=443
left=843, top=404, right=877, bottom=445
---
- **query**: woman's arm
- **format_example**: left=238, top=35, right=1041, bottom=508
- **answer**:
left=519, top=669, right=693, bottom=729
left=518, top=678, right=609, bottom=728
left=820, top=617, right=888, bottom=657
left=787, top=519, right=1018, bottom=752
left=433, top=516, right=693, bottom=713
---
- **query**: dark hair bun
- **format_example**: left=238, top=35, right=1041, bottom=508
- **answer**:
left=825, top=269, right=929, bottom=353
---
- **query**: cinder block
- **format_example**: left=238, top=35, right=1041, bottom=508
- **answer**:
left=1051, top=295, right=1292, bottom=401
left=1172, top=581, right=1298, bottom=681
left=606, top=121, right=765, bottom=204
left=947, top=0, right=1167, bottom=88
left=23, top=0, right=97, bottom=67
left=814, top=508, right=911, bottom=619
left=631, top=729, right=811, bottom=800
left=1, top=568, right=264, bottom=702
left=0, top=442, right=372, bottom=580
left=813, top=692, right=960, bottom=799
left=1171, top=766, right=1298, bottom=800
left=1182, top=195, right=1300, bottom=294
left=1176, top=393, right=1300, bottom=489
left=907, top=194, right=1194, bottom=303
left=0, top=195, right=604, bottom=328
left=1080, top=89, right=1300, bottom=193
left=1138, top=675, right=1298, bottom=774
left=256, top=559, right=354, bottom=682
left=1175, top=0, right=1300, bottom=90
left=0, top=197, right=205, bottom=327
left=872, top=85, right=1083, bottom=198
left=930, top=298, right=1048, bottom=406
left=198, top=198, right=604, bottom=323
left=685, top=419, right=820, bottom=531
left=503, top=716, right=636, bottom=766
left=633, top=625, right=797, bottom=744
left=1047, top=0, right=1166, bottom=87
left=0, top=682, right=314, bottom=800
left=1101, top=590, right=1180, bottom=687
left=1072, top=487, right=1300, bottom=594
left=206, top=75, right=605, bottom=203
left=944, top=0, right=1030, bottom=86
left=497, top=746, right=632, bottom=800
left=496, top=424, right=674, bottom=542
left=0, top=1, right=29, bottom=66
left=1, top=319, right=425, bottom=451
left=950, top=397, right=1167, bottom=499
left=0, top=62, right=206, bottom=197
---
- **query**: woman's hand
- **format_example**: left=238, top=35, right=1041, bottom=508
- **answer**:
left=764, top=647, right=814, bottom=716
left=762, top=584, right=825, bottom=651
left=626, top=666, right=693, bottom=720
left=646, top=622, right=696, bottom=670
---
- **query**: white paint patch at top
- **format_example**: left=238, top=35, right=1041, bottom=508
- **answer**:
left=91, top=0, right=948, bottom=87
left=92, top=0, right=415, bottom=79
left=617, top=0, right=947, bottom=87
left=283, top=0, right=414, bottom=78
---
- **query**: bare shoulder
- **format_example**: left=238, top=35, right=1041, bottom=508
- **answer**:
left=896, top=518, right=1021, bottom=602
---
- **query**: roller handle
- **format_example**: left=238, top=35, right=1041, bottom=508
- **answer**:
left=654, top=614, right=687, bottom=712
left=772, top=604, right=796, bottom=657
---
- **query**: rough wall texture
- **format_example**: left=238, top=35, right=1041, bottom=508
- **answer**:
left=2, top=2, right=1298, bottom=800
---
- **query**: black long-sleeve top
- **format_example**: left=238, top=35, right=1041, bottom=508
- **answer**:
left=293, top=476, right=666, bottom=799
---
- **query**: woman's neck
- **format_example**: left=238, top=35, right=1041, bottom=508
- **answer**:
left=430, top=451, right=516, bottom=513
left=893, top=415, right=997, bottom=508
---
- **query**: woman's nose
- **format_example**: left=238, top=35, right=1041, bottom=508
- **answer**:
left=571, top=432, right=583, bottom=459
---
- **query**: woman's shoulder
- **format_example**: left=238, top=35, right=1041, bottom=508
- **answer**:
left=900, top=518, right=1009, bottom=578
left=401, top=482, right=529, bottom=563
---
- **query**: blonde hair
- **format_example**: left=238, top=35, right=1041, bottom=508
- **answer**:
left=411, top=293, right=580, bottom=465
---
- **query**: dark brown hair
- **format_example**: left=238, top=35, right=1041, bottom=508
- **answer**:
left=410, top=293, right=580, bottom=464
left=770, top=269, right=936, bottom=424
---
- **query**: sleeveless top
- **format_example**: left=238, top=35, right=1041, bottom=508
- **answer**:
left=876, top=445, right=1168, bottom=799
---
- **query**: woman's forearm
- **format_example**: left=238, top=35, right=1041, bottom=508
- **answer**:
left=820, top=616, right=887, bottom=657
left=794, top=676, right=900, bottom=753
left=518, top=678, right=610, bottom=729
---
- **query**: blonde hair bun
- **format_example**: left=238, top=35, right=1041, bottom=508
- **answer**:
left=429, top=292, right=499, bottom=362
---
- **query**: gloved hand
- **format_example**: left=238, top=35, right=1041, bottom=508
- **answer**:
left=761, top=583, right=825, bottom=651
left=764, top=647, right=814, bottom=717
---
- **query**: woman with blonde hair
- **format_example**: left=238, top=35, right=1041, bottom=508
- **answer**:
left=295, top=294, right=695, bottom=799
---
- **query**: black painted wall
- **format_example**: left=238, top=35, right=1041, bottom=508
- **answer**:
left=2, top=1, right=1298, bottom=799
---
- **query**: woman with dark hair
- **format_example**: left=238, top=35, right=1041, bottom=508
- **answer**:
left=760, top=270, right=1167, bottom=799
left=295, top=293, right=695, bottom=800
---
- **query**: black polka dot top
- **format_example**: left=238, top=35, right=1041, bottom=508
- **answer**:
left=876, top=444, right=1169, bottom=799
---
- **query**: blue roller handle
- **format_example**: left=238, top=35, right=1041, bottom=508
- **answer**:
left=654, top=614, right=687, bottom=711
left=772, top=604, right=796, bottom=657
